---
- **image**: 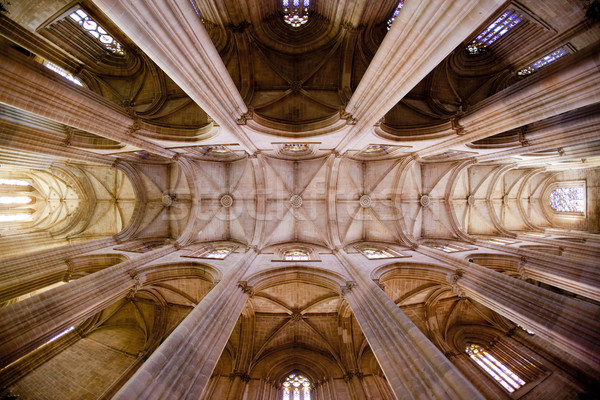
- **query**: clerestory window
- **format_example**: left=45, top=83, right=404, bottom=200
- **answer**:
left=43, top=61, right=84, bottom=86
left=467, top=9, right=522, bottom=55
left=517, top=47, right=569, bottom=76
left=283, top=0, right=310, bottom=27
left=282, top=373, right=311, bottom=400
left=69, top=9, right=124, bottom=55
left=283, top=249, right=309, bottom=261
left=549, top=185, right=585, bottom=213
left=466, top=343, right=526, bottom=393
left=387, top=0, right=405, bottom=30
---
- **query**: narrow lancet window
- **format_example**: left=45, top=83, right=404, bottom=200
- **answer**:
left=518, top=47, right=569, bottom=76
left=466, top=344, right=526, bottom=393
left=549, top=186, right=585, bottom=213
left=69, top=9, right=124, bottom=55
left=43, top=61, right=84, bottom=86
left=467, top=9, right=522, bottom=54
left=387, top=0, right=405, bottom=30
left=283, top=0, right=310, bottom=27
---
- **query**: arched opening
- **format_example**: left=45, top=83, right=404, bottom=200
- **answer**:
left=282, top=372, right=311, bottom=400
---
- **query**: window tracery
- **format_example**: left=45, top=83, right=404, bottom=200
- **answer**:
left=203, top=247, right=233, bottom=259
left=549, top=186, right=585, bottom=213
left=282, top=0, right=310, bottom=27
left=467, top=9, right=522, bottom=55
left=282, top=373, right=311, bottom=400
left=283, top=249, right=309, bottom=261
left=387, top=0, right=405, bottom=30
left=466, top=343, right=526, bottom=393
left=517, top=47, right=569, bottom=76
left=69, top=9, right=124, bottom=55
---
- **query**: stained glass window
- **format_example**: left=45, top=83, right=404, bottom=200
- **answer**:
left=361, top=248, right=394, bottom=259
left=517, top=47, right=568, bottom=76
left=549, top=187, right=585, bottom=213
left=203, top=247, right=232, bottom=259
left=69, top=9, right=124, bottom=55
left=282, top=373, right=311, bottom=400
left=43, top=61, right=84, bottom=86
left=284, top=143, right=309, bottom=152
left=364, top=145, right=390, bottom=153
left=467, top=9, right=522, bottom=55
left=205, top=146, right=229, bottom=153
left=466, top=344, right=526, bottom=393
left=284, top=249, right=309, bottom=261
left=283, top=0, right=310, bottom=27
left=387, top=0, right=405, bottom=30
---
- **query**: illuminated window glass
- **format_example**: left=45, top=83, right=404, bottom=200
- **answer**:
left=284, top=143, right=309, bottom=152
left=486, top=237, right=518, bottom=245
left=282, top=373, right=311, bottom=400
left=466, top=344, right=526, bottom=393
left=0, top=214, right=32, bottom=222
left=43, top=61, right=83, bottom=86
left=0, top=179, right=30, bottom=186
left=69, top=9, right=124, bottom=55
left=284, top=249, right=309, bottom=261
left=283, top=0, right=310, bottom=27
left=549, top=187, right=585, bottom=213
left=361, top=248, right=394, bottom=259
left=427, top=242, right=472, bottom=253
left=467, top=9, right=522, bottom=55
left=205, top=146, right=229, bottom=153
left=0, top=196, right=32, bottom=204
left=518, top=47, right=568, bottom=76
left=387, top=0, right=405, bottom=30
left=203, top=247, right=232, bottom=259
left=364, top=145, right=390, bottom=153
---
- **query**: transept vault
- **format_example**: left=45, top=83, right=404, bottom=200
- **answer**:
left=0, top=0, right=599, bottom=399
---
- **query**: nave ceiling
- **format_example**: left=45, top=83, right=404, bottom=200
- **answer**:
left=0, top=0, right=599, bottom=399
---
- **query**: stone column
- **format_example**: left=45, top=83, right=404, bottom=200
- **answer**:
left=419, top=246, right=600, bottom=373
left=113, top=250, right=257, bottom=399
left=0, top=44, right=175, bottom=158
left=339, top=0, right=505, bottom=150
left=0, top=244, right=176, bottom=368
left=336, top=250, right=484, bottom=400
left=91, top=0, right=256, bottom=153
left=476, top=240, right=600, bottom=302
left=0, top=237, right=117, bottom=304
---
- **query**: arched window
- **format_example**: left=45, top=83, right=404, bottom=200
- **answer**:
left=42, top=61, right=84, bottom=86
left=549, top=186, right=585, bottom=213
left=203, top=247, right=233, bottom=259
left=466, top=343, right=526, bottom=393
left=517, top=47, right=569, bottom=76
left=387, top=1, right=405, bottom=30
left=284, top=249, right=309, bottom=261
left=467, top=9, right=522, bottom=55
left=0, top=179, right=34, bottom=223
left=283, top=0, right=310, bottom=27
left=69, top=9, right=124, bottom=55
left=282, top=373, right=311, bottom=400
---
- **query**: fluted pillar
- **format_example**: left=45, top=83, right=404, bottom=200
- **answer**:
left=419, top=246, right=600, bottom=372
left=0, top=44, right=175, bottom=158
left=339, top=0, right=504, bottom=150
left=0, top=244, right=176, bottom=368
left=0, top=237, right=117, bottom=304
left=421, top=42, right=600, bottom=156
left=476, top=240, right=600, bottom=302
left=113, top=250, right=257, bottom=399
left=336, top=250, right=484, bottom=400
left=91, top=0, right=256, bottom=153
